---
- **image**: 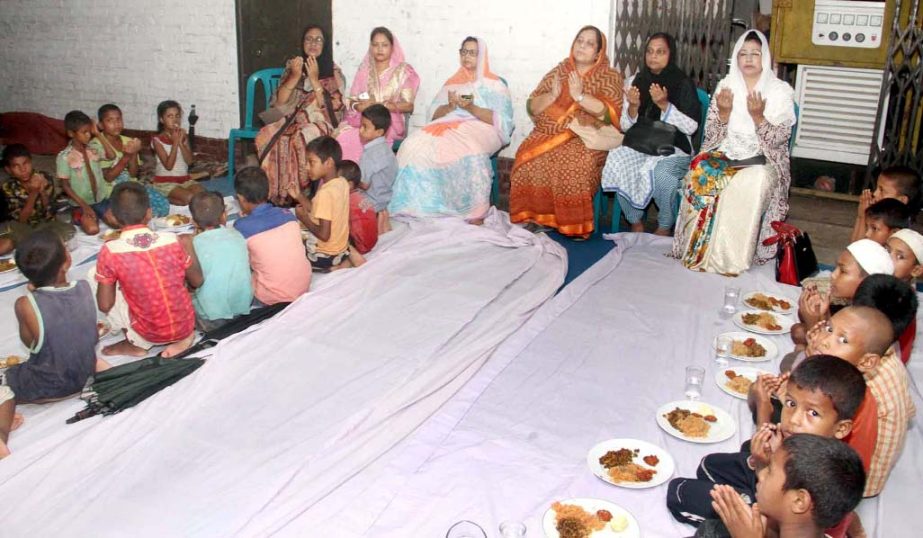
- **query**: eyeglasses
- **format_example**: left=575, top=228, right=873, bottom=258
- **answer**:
left=304, top=36, right=325, bottom=45
left=646, top=48, right=669, bottom=56
left=459, top=49, right=478, bottom=57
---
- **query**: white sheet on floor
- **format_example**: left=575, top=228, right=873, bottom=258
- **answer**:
left=0, top=210, right=566, bottom=537
left=308, top=234, right=920, bottom=538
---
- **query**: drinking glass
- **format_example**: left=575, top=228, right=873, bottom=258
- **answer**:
left=499, top=520, right=527, bottom=538
left=446, top=520, right=487, bottom=538
left=684, top=365, right=705, bottom=400
left=722, top=286, right=741, bottom=315
left=715, top=335, right=732, bottom=368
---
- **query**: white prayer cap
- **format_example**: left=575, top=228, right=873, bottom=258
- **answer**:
left=891, top=229, right=923, bottom=264
left=846, top=239, right=894, bottom=275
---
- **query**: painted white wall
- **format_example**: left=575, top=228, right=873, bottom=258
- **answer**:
left=0, top=0, right=239, bottom=139
left=332, top=0, right=613, bottom=156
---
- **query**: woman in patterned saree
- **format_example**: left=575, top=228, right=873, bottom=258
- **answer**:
left=389, top=37, right=513, bottom=221
left=509, top=25, right=622, bottom=238
left=672, top=30, right=795, bottom=274
left=255, top=25, right=346, bottom=205
left=336, top=27, right=420, bottom=162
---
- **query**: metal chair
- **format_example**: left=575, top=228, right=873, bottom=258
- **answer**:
left=227, top=67, right=284, bottom=179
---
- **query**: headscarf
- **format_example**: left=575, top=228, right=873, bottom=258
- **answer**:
left=717, top=30, right=795, bottom=159
left=631, top=32, right=700, bottom=152
left=348, top=30, right=410, bottom=102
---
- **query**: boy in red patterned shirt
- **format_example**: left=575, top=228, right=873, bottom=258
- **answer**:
left=94, top=182, right=203, bottom=357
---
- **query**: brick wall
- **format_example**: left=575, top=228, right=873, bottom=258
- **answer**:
left=0, top=0, right=239, bottom=140
left=332, top=0, right=612, bottom=157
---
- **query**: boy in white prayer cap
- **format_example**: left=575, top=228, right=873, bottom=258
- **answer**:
left=886, top=228, right=923, bottom=284
left=793, top=239, right=894, bottom=346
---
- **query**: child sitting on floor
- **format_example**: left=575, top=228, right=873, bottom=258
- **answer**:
left=0, top=231, right=110, bottom=458
left=0, top=144, right=75, bottom=255
left=150, top=100, right=203, bottom=205
left=805, top=305, right=914, bottom=497
left=863, top=198, right=912, bottom=245
left=89, top=103, right=170, bottom=218
left=854, top=274, right=918, bottom=365
left=358, top=104, right=399, bottom=234
left=233, top=167, right=311, bottom=305
left=793, top=239, right=893, bottom=346
left=93, top=182, right=202, bottom=357
left=886, top=228, right=923, bottom=284
left=288, top=136, right=353, bottom=271
left=710, top=434, right=865, bottom=538
left=668, top=355, right=867, bottom=536
left=340, top=160, right=378, bottom=257
left=851, top=165, right=921, bottom=243
left=188, top=191, right=253, bottom=331
left=57, top=110, right=116, bottom=235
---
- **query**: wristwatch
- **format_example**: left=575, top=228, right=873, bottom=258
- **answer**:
left=576, top=93, right=585, bottom=103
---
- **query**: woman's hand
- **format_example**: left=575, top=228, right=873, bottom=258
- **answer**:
left=354, top=99, right=374, bottom=113
left=626, top=86, right=641, bottom=118
left=711, top=485, right=766, bottom=538
left=550, top=75, right=562, bottom=101
left=447, top=90, right=461, bottom=108
left=716, top=88, right=734, bottom=121
left=287, top=57, right=304, bottom=78
left=306, top=55, right=320, bottom=86
left=650, top=83, right=670, bottom=112
left=747, top=91, right=767, bottom=125
left=568, top=71, right=584, bottom=102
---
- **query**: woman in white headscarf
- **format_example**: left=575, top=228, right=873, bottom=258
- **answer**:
left=672, top=30, right=795, bottom=274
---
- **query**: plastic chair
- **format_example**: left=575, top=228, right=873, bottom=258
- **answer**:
left=228, top=67, right=284, bottom=179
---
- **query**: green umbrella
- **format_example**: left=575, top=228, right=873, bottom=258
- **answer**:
left=68, top=356, right=204, bottom=424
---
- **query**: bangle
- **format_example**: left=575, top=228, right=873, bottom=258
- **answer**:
left=576, top=93, right=585, bottom=103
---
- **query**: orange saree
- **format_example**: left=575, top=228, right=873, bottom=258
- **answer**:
left=509, top=39, right=622, bottom=237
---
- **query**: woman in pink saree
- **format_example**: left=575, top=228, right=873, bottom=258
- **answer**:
left=336, top=27, right=420, bottom=162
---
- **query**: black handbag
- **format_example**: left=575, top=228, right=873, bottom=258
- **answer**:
left=622, top=116, right=678, bottom=156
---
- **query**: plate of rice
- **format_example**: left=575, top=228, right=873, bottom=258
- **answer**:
left=151, top=214, right=193, bottom=231
left=586, top=438, right=674, bottom=489
left=542, top=498, right=640, bottom=537
left=713, top=331, right=777, bottom=362
left=743, top=291, right=793, bottom=314
left=656, top=401, right=736, bottom=444
left=733, top=310, right=794, bottom=335
left=716, top=366, right=771, bottom=400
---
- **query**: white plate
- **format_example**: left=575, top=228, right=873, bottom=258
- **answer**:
left=715, top=366, right=771, bottom=400
left=742, top=291, right=794, bottom=314
left=733, top=309, right=794, bottom=335
left=712, top=331, right=777, bottom=362
left=542, top=498, right=640, bottom=538
left=656, top=400, right=737, bottom=444
left=586, top=438, right=675, bottom=489
left=151, top=215, right=194, bottom=231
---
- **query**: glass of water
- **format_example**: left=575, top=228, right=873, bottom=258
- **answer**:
left=715, top=335, right=733, bottom=368
left=722, top=286, right=741, bottom=315
left=684, top=366, right=706, bottom=400
left=446, top=520, right=487, bottom=538
left=499, top=521, right=527, bottom=538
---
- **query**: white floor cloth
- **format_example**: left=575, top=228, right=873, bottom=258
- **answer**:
left=0, top=209, right=566, bottom=537
left=309, top=234, right=921, bottom=537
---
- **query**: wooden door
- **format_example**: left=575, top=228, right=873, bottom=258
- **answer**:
left=235, top=0, right=332, bottom=126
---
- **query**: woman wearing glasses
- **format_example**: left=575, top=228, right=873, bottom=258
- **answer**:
left=389, top=37, right=513, bottom=221
left=672, top=30, right=795, bottom=274
left=335, top=27, right=420, bottom=162
left=255, top=25, right=346, bottom=205
left=509, top=25, right=623, bottom=238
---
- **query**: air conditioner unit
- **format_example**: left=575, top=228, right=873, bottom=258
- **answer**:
left=792, top=65, right=886, bottom=165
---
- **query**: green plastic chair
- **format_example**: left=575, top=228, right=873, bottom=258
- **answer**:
left=228, top=67, right=284, bottom=179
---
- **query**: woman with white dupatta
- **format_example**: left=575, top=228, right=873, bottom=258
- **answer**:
left=672, top=30, right=795, bottom=275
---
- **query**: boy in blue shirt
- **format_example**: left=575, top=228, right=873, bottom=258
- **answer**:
left=358, top=104, right=398, bottom=233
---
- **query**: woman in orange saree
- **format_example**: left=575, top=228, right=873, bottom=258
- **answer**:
left=509, top=25, right=622, bottom=238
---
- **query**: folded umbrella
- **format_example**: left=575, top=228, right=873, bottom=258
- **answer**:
left=67, top=356, right=204, bottom=424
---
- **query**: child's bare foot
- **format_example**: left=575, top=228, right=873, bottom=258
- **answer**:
left=102, top=339, right=148, bottom=357
left=161, top=333, right=195, bottom=358
left=654, top=227, right=672, bottom=237
left=347, top=245, right=366, bottom=268
left=468, top=218, right=485, bottom=226
left=0, top=439, right=9, bottom=459
left=11, top=413, right=23, bottom=431
left=95, top=358, right=112, bottom=372
left=630, top=222, right=645, bottom=233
